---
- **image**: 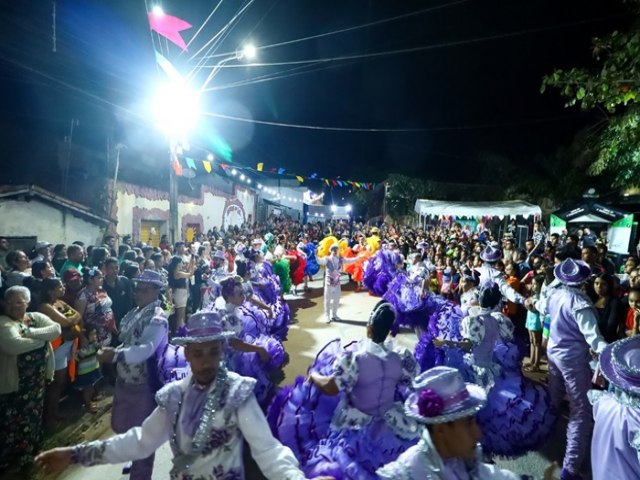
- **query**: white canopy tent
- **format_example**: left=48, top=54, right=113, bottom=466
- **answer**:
left=414, top=199, right=541, bottom=218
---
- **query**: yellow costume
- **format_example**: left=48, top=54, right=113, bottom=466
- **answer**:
left=317, top=235, right=339, bottom=258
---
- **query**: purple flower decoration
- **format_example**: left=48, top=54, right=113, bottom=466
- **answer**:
left=418, top=388, right=445, bottom=417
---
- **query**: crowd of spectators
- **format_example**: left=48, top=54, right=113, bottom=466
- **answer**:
left=0, top=214, right=638, bottom=476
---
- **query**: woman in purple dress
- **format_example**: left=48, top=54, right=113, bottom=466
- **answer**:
left=268, top=302, right=420, bottom=479
left=433, top=282, right=556, bottom=457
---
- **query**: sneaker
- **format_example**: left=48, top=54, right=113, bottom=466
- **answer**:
left=325, top=317, right=332, bottom=324
left=331, top=315, right=341, bottom=322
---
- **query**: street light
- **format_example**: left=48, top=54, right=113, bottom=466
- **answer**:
left=201, top=43, right=257, bottom=92
left=150, top=81, right=201, bottom=244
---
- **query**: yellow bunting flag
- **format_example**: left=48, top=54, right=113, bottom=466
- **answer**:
left=296, top=176, right=304, bottom=183
left=257, top=162, right=264, bottom=172
left=203, top=160, right=212, bottom=173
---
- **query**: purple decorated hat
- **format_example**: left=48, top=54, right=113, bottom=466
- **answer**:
left=405, top=366, right=486, bottom=424
left=598, top=336, right=640, bottom=396
left=479, top=245, right=502, bottom=263
left=554, top=258, right=591, bottom=286
left=213, top=250, right=226, bottom=261
left=134, top=270, right=167, bottom=288
left=173, top=311, right=236, bottom=346
left=234, top=242, right=246, bottom=255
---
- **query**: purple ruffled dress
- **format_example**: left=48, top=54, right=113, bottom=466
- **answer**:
left=268, top=338, right=421, bottom=479
left=363, top=250, right=403, bottom=297
left=412, top=301, right=555, bottom=457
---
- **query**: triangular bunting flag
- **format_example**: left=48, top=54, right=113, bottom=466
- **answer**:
left=148, top=12, right=192, bottom=52
left=257, top=162, right=264, bottom=172
left=296, top=176, right=304, bottom=183
left=277, top=167, right=286, bottom=175
left=310, top=173, right=318, bottom=179
left=337, top=180, right=343, bottom=187
left=173, top=159, right=183, bottom=176
left=220, top=163, right=229, bottom=170
left=331, top=179, right=338, bottom=187
left=185, top=157, right=196, bottom=170
left=270, top=168, right=277, bottom=173
left=324, top=179, right=330, bottom=187
left=203, top=161, right=212, bottom=173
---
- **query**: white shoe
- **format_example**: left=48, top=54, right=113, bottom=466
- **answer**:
left=331, top=315, right=341, bottom=322
left=325, top=317, right=332, bottom=324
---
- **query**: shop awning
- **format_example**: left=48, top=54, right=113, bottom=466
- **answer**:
left=414, top=199, right=541, bottom=218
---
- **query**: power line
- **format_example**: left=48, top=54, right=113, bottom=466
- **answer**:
left=199, top=14, right=623, bottom=69
left=194, top=0, right=471, bottom=61
left=203, top=111, right=583, bottom=132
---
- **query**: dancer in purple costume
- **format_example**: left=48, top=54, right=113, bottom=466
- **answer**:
left=269, top=302, right=421, bottom=479
left=250, top=251, right=290, bottom=340
left=363, top=249, right=403, bottom=297
left=215, top=277, right=285, bottom=405
left=433, top=282, right=556, bottom=457
left=545, top=258, right=607, bottom=480
left=95, top=270, right=169, bottom=480
left=36, top=311, right=329, bottom=480
left=236, top=258, right=274, bottom=337
left=589, top=336, right=640, bottom=480
left=383, top=258, right=445, bottom=335
left=377, top=367, right=550, bottom=479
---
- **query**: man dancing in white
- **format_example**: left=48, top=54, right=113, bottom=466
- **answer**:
left=317, top=244, right=361, bottom=323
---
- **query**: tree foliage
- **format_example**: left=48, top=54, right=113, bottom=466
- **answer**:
left=385, top=174, right=441, bottom=219
left=541, top=3, right=640, bottom=187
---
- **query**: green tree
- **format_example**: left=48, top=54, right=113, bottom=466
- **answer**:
left=385, top=174, right=441, bottom=219
left=541, top=2, right=640, bottom=187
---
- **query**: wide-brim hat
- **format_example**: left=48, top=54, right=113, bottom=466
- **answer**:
left=404, top=366, right=486, bottom=424
left=479, top=245, right=502, bottom=263
left=213, top=250, right=226, bottom=260
left=598, top=336, right=640, bottom=396
left=173, top=311, right=236, bottom=346
left=134, top=270, right=167, bottom=288
left=554, top=258, right=591, bottom=286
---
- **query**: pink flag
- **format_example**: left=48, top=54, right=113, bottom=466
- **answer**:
left=148, top=12, right=192, bottom=51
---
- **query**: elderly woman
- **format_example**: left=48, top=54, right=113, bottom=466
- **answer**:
left=0, top=286, right=61, bottom=474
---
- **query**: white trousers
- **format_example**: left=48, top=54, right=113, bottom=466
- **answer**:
left=324, top=284, right=341, bottom=318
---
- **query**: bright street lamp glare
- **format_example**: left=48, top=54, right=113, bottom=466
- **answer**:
left=207, top=153, right=214, bottom=161
left=231, top=169, right=237, bottom=175
left=152, top=5, right=164, bottom=16
left=240, top=174, right=245, bottom=180
left=150, top=82, right=200, bottom=137
left=330, top=205, right=337, bottom=212
left=346, top=205, right=352, bottom=212
left=242, top=44, right=257, bottom=60
left=247, top=178, right=251, bottom=184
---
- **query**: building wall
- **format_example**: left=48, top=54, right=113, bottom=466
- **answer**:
left=0, top=199, right=103, bottom=245
left=115, top=181, right=256, bottom=241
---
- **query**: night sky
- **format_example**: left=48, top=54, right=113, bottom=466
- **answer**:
left=0, top=0, right=631, bottom=184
